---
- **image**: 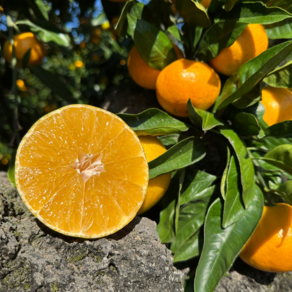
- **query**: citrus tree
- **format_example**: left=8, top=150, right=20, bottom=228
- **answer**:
left=2, top=0, right=292, bottom=292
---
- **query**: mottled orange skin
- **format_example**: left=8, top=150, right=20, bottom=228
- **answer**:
left=156, top=59, right=221, bottom=117
left=210, top=24, right=268, bottom=76
left=127, top=45, right=184, bottom=90
left=240, top=203, right=292, bottom=273
left=261, top=86, right=292, bottom=126
left=137, top=136, right=171, bottom=215
left=4, top=32, right=45, bottom=67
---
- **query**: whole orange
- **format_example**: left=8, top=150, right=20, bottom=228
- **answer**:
left=127, top=45, right=183, bottom=90
left=240, top=203, right=292, bottom=273
left=261, top=86, right=292, bottom=126
left=137, top=136, right=171, bottom=215
left=209, top=24, right=268, bottom=76
left=3, top=32, right=45, bottom=67
left=156, top=59, right=221, bottom=117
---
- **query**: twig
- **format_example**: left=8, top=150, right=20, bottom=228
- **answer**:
left=7, top=16, right=20, bottom=147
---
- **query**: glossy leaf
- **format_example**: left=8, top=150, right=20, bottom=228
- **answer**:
left=16, top=20, right=71, bottom=47
left=30, top=66, right=72, bottom=99
left=233, top=112, right=262, bottom=137
left=214, top=41, right=292, bottom=111
left=223, top=156, right=245, bottom=228
left=157, top=172, right=181, bottom=243
left=265, top=120, right=292, bottom=138
left=194, top=186, right=264, bottom=292
left=258, top=158, right=292, bottom=176
left=34, top=0, right=49, bottom=20
left=264, top=60, right=292, bottom=88
left=118, top=108, right=189, bottom=136
left=220, top=144, right=230, bottom=200
left=167, top=25, right=182, bottom=42
left=187, top=100, right=224, bottom=131
left=127, top=15, right=177, bottom=70
left=182, top=24, right=203, bottom=56
left=221, top=0, right=239, bottom=11
left=171, top=185, right=215, bottom=253
left=175, top=0, right=211, bottom=28
left=265, top=144, right=292, bottom=167
left=149, top=137, right=206, bottom=179
left=180, top=170, right=217, bottom=205
left=197, top=22, right=248, bottom=62
left=173, top=230, right=201, bottom=263
left=219, top=128, right=255, bottom=205
left=7, top=151, right=16, bottom=187
left=265, top=19, right=292, bottom=39
left=215, top=2, right=292, bottom=24
left=232, top=83, right=262, bottom=109
left=158, top=134, right=188, bottom=148
left=278, top=181, right=292, bottom=205
left=252, top=0, right=292, bottom=14
left=116, top=0, right=136, bottom=37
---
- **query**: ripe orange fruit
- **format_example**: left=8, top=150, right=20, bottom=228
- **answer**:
left=200, top=0, right=211, bottom=8
left=156, top=59, right=221, bottom=117
left=209, top=24, right=268, bottom=76
left=240, top=203, right=292, bottom=273
left=3, top=32, right=45, bottom=67
left=261, top=86, right=292, bottom=126
left=137, top=136, right=171, bottom=215
left=127, top=45, right=183, bottom=90
left=15, top=105, right=148, bottom=238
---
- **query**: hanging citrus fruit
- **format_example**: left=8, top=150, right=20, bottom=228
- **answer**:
left=156, top=59, right=221, bottom=117
left=261, top=86, right=292, bottom=126
left=127, top=45, right=183, bottom=90
left=209, top=24, right=268, bottom=76
left=15, top=105, right=148, bottom=238
left=3, top=32, right=46, bottom=67
left=240, top=203, right=292, bottom=273
left=137, top=136, right=171, bottom=215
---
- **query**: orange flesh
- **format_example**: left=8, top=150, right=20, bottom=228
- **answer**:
left=15, top=105, right=148, bottom=238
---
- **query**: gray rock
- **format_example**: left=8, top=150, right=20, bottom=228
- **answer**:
left=0, top=172, right=185, bottom=292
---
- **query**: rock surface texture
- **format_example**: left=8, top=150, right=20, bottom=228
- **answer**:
left=0, top=172, right=184, bottom=292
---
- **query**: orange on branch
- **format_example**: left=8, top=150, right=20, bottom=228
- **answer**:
left=127, top=45, right=183, bottom=90
left=137, top=136, right=171, bottom=215
left=209, top=24, right=268, bottom=76
left=240, top=203, right=292, bottom=273
left=15, top=105, right=148, bottom=238
left=4, top=32, right=45, bottom=67
left=156, top=59, right=221, bottom=117
left=261, top=86, right=292, bottom=126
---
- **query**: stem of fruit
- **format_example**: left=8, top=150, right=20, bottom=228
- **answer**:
left=7, top=16, right=20, bottom=147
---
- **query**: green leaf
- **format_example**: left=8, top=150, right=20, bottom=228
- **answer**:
left=175, top=0, right=211, bottom=28
left=158, top=134, right=188, bottom=148
left=196, top=21, right=248, bottom=62
left=16, top=20, right=71, bottom=47
left=214, top=41, right=292, bottom=111
left=265, top=144, right=292, bottom=167
left=221, top=0, right=239, bottom=11
left=117, top=108, right=189, bottom=136
left=171, top=185, right=215, bottom=253
left=194, top=185, right=264, bottom=292
left=22, top=48, right=31, bottom=69
left=265, top=19, right=292, bottom=39
left=127, top=15, right=177, bottom=70
left=219, top=128, right=255, bottom=205
left=116, top=0, right=136, bottom=37
left=182, top=24, right=203, bottom=56
left=34, top=0, right=49, bottom=20
left=232, top=83, right=262, bottom=109
left=223, top=156, right=245, bottom=228
left=173, top=230, right=201, bottom=263
left=175, top=170, right=185, bottom=234
left=7, top=150, right=16, bottom=187
left=30, top=66, right=72, bottom=99
left=278, top=180, right=292, bottom=205
left=252, top=0, right=292, bottom=14
left=157, top=171, right=181, bottom=243
left=257, top=157, right=292, bottom=176
left=264, top=60, right=292, bottom=88
left=215, top=2, right=292, bottom=24
left=265, top=120, right=292, bottom=138
left=220, top=145, right=231, bottom=200
left=149, top=137, right=206, bottom=179
left=233, top=112, right=263, bottom=137
left=167, top=25, right=182, bottom=42
left=187, top=100, right=224, bottom=131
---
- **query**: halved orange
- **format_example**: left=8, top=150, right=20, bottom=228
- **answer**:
left=15, top=105, right=148, bottom=238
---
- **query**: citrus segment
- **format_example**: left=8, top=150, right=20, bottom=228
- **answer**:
left=240, top=203, right=292, bottom=273
left=15, top=105, right=148, bottom=238
left=261, top=86, right=292, bottom=126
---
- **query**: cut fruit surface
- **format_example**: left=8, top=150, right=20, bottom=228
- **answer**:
left=15, top=105, right=148, bottom=238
